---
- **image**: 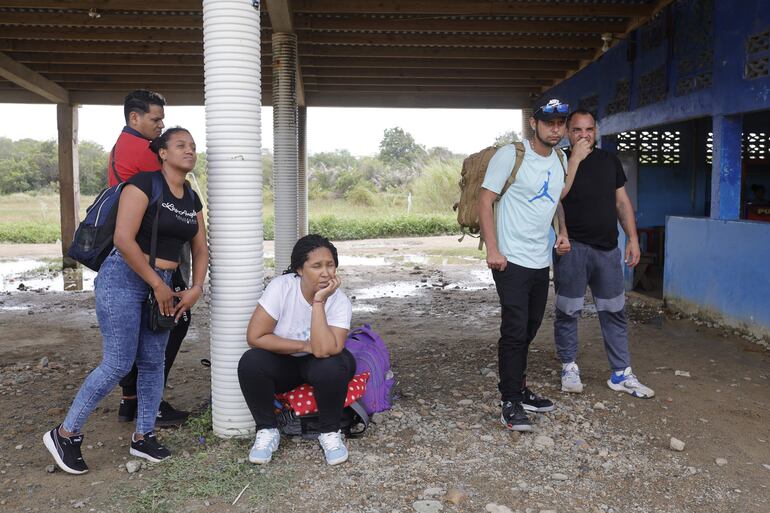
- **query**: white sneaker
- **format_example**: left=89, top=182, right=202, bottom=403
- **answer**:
left=318, top=430, right=349, bottom=465
left=561, top=362, right=584, bottom=393
left=607, top=367, right=655, bottom=398
left=249, top=428, right=280, bottom=464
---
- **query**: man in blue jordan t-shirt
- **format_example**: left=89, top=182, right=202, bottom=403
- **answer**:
left=478, top=96, right=592, bottom=431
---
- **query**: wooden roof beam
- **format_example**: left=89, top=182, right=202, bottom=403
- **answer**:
left=301, top=77, right=546, bottom=88
left=304, top=92, right=529, bottom=109
left=0, top=11, right=201, bottom=28
left=301, top=67, right=565, bottom=80
left=292, top=16, right=627, bottom=34
left=0, top=1, right=655, bottom=18
left=0, top=51, right=68, bottom=103
left=0, top=1, right=201, bottom=10
left=301, top=56, right=580, bottom=70
left=9, top=52, right=206, bottom=66
left=27, top=63, right=206, bottom=75
left=265, top=0, right=305, bottom=106
left=0, top=26, right=204, bottom=43
left=297, top=45, right=593, bottom=61
left=291, top=1, right=654, bottom=18
left=298, top=32, right=596, bottom=49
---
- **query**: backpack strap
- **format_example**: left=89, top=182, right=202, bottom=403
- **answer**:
left=481, top=142, right=526, bottom=250
left=496, top=141, right=525, bottom=204
left=347, top=400, right=370, bottom=438
left=551, top=148, right=568, bottom=235
left=109, top=145, right=123, bottom=184
left=148, top=172, right=164, bottom=269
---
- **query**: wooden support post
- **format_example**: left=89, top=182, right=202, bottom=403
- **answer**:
left=57, top=103, right=80, bottom=268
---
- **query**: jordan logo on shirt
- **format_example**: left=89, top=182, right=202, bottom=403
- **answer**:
left=528, top=171, right=555, bottom=204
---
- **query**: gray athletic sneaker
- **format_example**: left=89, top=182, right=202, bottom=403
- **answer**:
left=561, top=362, right=584, bottom=393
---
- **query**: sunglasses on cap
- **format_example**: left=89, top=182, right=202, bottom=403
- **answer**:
left=539, top=101, right=570, bottom=114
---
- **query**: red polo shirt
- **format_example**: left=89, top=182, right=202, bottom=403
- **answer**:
left=107, top=127, right=161, bottom=187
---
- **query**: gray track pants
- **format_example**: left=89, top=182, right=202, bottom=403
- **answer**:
left=553, top=240, right=630, bottom=371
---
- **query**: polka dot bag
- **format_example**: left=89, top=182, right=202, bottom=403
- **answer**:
left=276, top=371, right=370, bottom=416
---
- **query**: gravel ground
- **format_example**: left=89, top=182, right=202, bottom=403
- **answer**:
left=0, top=237, right=768, bottom=512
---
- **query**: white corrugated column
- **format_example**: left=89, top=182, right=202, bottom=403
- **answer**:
left=298, top=105, right=308, bottom=237
left=203, top=0, right=263, bottom=437
left=272, top=32, right=299, bottom=272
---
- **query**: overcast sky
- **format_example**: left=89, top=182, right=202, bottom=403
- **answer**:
left=0, top=104, right=521, bottom=157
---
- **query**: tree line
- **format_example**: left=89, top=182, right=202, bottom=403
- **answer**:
left=0, top=128, right=520, bottom=208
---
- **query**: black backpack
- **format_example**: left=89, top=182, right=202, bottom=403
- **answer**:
left=67, top=172, right=163, bottom=271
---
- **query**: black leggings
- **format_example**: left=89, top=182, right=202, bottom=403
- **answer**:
left=238, top=347, right=356, bottom=433
left=119, top=311, right=190, bottom=397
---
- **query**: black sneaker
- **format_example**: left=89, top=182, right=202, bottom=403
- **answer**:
left=43, top=425, right=88, bottom=474
left=130, top=432, right=171, bottom=463
left=500, top=401, right=533, bottom=432
left=521, top=387, right=555, bottom=413
left=155, top=400, right=190, bottom=428
left=118, top=397, right=137, bottom=422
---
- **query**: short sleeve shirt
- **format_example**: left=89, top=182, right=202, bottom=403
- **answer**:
left=258, top=273, right=353, bottom=356
left=108, top=127, right=162, bottom=187
left=561, top=147, right=627, bottom=249
left=126, top=171, right=203, bottom=262
left=481, top=140, right=567, bottom=269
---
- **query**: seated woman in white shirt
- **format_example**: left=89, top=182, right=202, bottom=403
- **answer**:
left=238, top=234, right=354, bottom=466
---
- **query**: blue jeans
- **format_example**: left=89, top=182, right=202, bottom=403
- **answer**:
left=63, top=251, right=173, bottom=434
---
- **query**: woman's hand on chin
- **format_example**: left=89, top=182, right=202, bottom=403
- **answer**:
left=313, top=275, right=341, bottom=303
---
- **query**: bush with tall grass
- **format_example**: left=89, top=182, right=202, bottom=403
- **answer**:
left=410, top=157, right=464, bottom=214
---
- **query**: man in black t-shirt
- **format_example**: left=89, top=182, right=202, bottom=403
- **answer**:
left=553, top=110, right=655, bottom=399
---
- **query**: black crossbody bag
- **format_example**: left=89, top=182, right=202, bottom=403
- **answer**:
left=146, top=192, right=179, bottom=332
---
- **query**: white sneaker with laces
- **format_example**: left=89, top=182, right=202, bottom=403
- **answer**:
left=249, top=428, right=280, bottom=464
left=561, top=362, right=584, bottom=393
left=318, top=430, right=349, bottom=465
left=607, top=367, right=655, bottom=398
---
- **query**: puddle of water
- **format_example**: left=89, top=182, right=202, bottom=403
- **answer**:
left=351, top=281, right=426, bottom=299
left=0, top=305, right=30, bottom=311
left=0, top=259, right=96, bottom=292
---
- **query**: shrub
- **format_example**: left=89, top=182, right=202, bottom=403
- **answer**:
left=410, top=157, right=464, bottom=214
left=344, top=184, right=379, bottom=206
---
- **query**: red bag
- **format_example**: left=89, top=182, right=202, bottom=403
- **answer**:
left=276, top=372, right=370, bottom=416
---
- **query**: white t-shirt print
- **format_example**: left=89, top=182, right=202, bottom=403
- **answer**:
left=258, top=273, right=353, bottom=356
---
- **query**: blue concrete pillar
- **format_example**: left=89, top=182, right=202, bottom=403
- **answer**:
left=710, top=114, right=743, bottom=220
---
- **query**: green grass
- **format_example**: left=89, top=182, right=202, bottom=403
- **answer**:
left=0, top=193, right=460, bottom=243
left=0, top=192, right=95, bottom=243
left=114, top=408, right=291, bottom=513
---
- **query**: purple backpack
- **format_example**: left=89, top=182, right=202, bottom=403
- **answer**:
left=345, top=324, right=395, bottom=415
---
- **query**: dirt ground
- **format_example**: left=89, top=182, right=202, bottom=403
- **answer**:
left=0, top=236, right=768, bottom=513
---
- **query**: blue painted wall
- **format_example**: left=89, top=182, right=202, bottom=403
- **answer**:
left=542, top=0, right=770, bottom=135
left=543, top=0, right=770, bottom=335
left=637, top=165, right=706, bottom=227
left=664, top=216, right=770, bottom=334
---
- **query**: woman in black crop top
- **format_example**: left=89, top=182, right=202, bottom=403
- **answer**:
left=44, top=128, right=209, bottom=474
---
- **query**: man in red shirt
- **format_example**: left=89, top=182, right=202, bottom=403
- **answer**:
left=110, top=90, right=191, bottom=427
left=107, top=89, right=166, bottom=186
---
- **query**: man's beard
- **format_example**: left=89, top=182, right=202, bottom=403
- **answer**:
left=535, top=131, right=558, bottom=148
